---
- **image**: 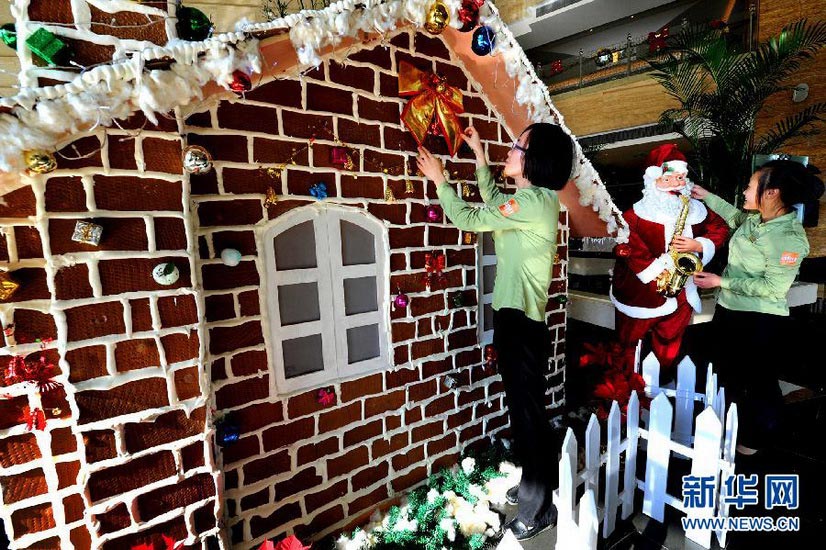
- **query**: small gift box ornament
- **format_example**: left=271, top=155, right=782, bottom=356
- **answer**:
left=71, top=221, right=103, bottom=246
left=25, top=28, right=68, bottom=66
left=1, top=271, right=19, bottom=301
left=331, top=146, right=355, bottom=170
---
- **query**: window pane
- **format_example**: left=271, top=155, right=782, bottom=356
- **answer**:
left=484, top=303, right=494, bottom=331
left=278, top=282, right=320, bottom=325
left=482, top=232, right=495, bottom=256
left=283, top=334, right=324, bottom=378
left=275, top=221, right=316, bottom=270
left=343, top=276, right=378, bottom=315
left=346, top=324, right=380, bottom=363
left=483, top=265, right=496, bottom=294
left=341, top=220, right=375, bottom=265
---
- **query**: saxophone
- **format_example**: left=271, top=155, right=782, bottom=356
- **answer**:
left=656, top=194, right=703, bottom=297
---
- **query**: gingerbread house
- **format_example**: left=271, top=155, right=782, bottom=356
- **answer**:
left=0, top=1, right=626, bottom=549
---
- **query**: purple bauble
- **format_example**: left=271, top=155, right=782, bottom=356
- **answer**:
left=426, top=205, right=442, bottom=222
left=394, top=293, right=410, bottom=309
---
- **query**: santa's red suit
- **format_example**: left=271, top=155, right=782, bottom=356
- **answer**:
left=610, top=155, right=729, bottom=371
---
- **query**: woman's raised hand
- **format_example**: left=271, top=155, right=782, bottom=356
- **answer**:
left=461, top=127, right=484, bottom=156
left=416, top=146, right=447, bottom=185
left=691, top=184, right=709, bottom=200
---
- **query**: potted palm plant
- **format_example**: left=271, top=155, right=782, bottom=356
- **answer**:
left=649, top=19, right=826, bottom=204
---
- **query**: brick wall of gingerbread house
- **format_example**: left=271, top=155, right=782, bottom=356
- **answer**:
left=0, top=106, right=220, bottom=550
left=185, top=29, right=568, bottom=548
left=0, top=24, right=569, bottom=550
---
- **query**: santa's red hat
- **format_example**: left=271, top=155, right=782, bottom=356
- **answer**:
left=645, top=144, right=687, bottom=174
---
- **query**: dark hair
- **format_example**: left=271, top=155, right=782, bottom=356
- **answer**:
left=756, top=159, right=825, bottom=208
left=520, top=123, right=574, bottom=190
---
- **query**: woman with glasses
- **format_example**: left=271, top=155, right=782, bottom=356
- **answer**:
left=416, top=123, right=575, bottom=541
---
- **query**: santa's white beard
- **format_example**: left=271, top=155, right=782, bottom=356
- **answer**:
left=636, top=187, right=686, bottom=219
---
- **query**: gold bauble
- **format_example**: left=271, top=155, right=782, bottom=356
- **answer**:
left=424, top=1, right=450, bottom=35
left=24, top=150, right=57, bottom=174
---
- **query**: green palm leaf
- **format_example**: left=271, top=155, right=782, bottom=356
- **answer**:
left=754, top=102, right=826, bottom=155
left=648, top=19, right=826, bottom=202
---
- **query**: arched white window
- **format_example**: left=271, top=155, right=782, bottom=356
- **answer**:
left=263, top=205, right=390, bottom=394
left=478, top=232, right=497, bottom=345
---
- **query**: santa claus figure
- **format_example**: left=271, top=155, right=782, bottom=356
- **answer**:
left=610, top=144, right=729, bottom=374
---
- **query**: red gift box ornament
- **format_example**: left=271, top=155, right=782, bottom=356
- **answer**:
left=398, top=61, right=465, bottom=156
left=331, top=146, right=355, bottom=170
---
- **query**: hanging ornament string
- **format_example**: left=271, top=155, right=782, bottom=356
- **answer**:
left=55, top=133, right=108, bottom=161
left=255, top=120, right=333, bottom=180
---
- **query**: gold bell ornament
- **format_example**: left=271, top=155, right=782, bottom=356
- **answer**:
left=23, top=150, right=57, bottom=174
left=424, top=1, right=450, bottom=35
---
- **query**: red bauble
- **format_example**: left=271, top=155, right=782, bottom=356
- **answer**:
left=426, top=205, right=442, bottom=222
left=458, top=0, right=481, bottom=33
left=229, top=70, right=252, bottom=93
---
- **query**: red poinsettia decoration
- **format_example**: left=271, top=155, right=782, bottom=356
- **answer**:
left=260, top=535, right=311, bottom=550
left=647, top=26, right=669, bottom=53
left=317, top=387, right=336, bottom=407
left=579, top=341, right=649, bottom=422
left=592, top=369, right=650, bottom=421
left=2, top=354, right=62, bottom=394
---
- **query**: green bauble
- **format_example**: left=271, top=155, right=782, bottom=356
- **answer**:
left=176, top=7, right=213, bottom=41
left=1, top=23, right=16, bottom=50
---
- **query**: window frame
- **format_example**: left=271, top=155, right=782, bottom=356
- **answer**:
left=262, top=204, right=390, bottom=395
left=477, top=232, right=497, bottom=345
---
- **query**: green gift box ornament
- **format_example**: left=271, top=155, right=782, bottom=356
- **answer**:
left=26, top=28, right=68, bottom=66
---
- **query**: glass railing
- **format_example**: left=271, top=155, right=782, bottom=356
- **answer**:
left=535, top=16, right=752, bottom=95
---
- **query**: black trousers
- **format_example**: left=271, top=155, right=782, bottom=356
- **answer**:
left=493, top=308, right=559, bottom=525
left=711, top=306, right=787, bottom=449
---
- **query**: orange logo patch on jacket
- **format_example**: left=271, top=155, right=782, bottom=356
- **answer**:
left=499, top=199, right=520, bottom=217
left=780, top=251, right=799, bottom=266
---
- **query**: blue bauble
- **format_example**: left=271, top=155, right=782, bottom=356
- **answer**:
left=216, top=417, right=241, bottom=447
left=471, top=26, right=496, bottom=56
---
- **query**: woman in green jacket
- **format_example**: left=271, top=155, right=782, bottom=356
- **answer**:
left=416, top=123, right=574, bottom=540
left=693, top=160, right=824, bottom=454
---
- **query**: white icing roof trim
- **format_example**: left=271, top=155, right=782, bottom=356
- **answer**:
left=0, top=0, right=627, bottom=241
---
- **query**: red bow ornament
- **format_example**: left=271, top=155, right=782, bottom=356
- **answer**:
left=423, top=252, right=447, bottom=289
left=398, top=61, right=465, bottom=156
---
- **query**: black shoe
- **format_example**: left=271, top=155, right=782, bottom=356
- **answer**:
left=506, top=485, right=519, bottom=505
left=504, top=509, right=557, bottom=541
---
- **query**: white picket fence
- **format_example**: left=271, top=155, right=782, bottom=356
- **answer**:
left=552, top=352, right=739, bottom=550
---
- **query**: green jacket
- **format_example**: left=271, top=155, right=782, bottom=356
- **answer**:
left=703, top=193, right=809, bottom=316
left=436, top=166, right=559, bottom=322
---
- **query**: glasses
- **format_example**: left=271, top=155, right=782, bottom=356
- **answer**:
left=511, top=143, right=527, bottom=154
